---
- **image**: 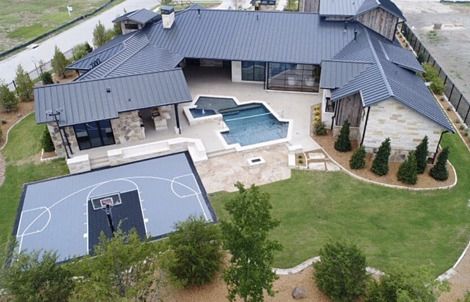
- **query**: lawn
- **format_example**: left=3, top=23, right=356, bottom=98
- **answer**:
left=210, top=133, right=470, bottom=276
left=0, top=114, right=68, bottom=250
left=0, top=0, right=114, bottom=51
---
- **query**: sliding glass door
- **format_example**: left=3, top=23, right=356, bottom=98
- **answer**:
left=267, top=62, right=321, bottom=92
left=73, top=120, right=115, bottom=150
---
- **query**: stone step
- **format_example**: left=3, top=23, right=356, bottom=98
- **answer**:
left=306, top=151, right=326, bottom=162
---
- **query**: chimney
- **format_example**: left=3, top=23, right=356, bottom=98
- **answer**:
left=161, top=6, right=175, bottom=29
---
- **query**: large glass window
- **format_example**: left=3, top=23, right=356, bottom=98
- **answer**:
left=267, top=63, right=321, bottom=92
left=73, top=120, right=115, bottom=150
left=241, top=61, right=265, bottom=81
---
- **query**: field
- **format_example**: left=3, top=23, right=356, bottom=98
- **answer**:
left=0, top=0, right=111, bottom=51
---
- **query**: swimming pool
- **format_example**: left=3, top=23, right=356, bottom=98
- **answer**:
left=189, top=96, right=237, bottom=119
left=220, top=104, right=289, bottom=147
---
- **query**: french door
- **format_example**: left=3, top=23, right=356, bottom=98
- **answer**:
left=73, top=120, right=115, bottom=150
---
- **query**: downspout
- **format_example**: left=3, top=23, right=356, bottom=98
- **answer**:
left=432, top=131, right=449, bottom=163
left=360, top=106, right=371, bottom=146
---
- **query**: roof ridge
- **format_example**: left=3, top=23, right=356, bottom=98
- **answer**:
left=364, top=29, right=393, bottom=96
left=322, top=58, right=374, bottom=64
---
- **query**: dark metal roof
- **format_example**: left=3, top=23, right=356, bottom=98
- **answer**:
left=328, top=28, right=453, bottom=131
left=35, top=69, right=191, bottom=126
left=113, top=9, right=159, bottom=25
left=320, top=60, right=372, bottom=89
left=380, top=42, right=423, bottom=72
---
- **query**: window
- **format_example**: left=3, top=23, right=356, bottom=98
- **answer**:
left=267, top=63, right=321, bottom=92
left=325, top=97, right=335, bottom=112
left=241, top=61, right=265, bottom=81
left=73, top=120, right=115, bottom=150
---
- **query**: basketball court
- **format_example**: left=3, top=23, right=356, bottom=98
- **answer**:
left=13, top=152, right=216, bottom=261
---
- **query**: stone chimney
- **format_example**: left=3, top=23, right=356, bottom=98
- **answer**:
left=161, top=6, right=175, bottom=29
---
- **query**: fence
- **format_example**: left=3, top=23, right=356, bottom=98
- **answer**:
left=400, top=23, right=470, bottom=128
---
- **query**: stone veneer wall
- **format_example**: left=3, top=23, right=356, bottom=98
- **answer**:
left=362, top=98, right=444, bottom=161
left=47, top=123, right=79, bottom=157
left=110, top=111, right=145, bottom=145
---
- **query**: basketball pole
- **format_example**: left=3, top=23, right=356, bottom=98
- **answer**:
left=105, top=205, right=116, bottom=235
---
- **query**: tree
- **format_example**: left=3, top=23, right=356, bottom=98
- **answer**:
left=415, top=136, right=429, bottom=174
left=51, top=46, right=68, bottom=79
left=41, top=127, right=55, bottom=152
left=93, top=21, right=115, bottom=48
left=166, top=216, right=222, bottom=287
left=350, top=146, right=366, bottom=169
left=0, top=82, right=19, bottom=112
left=71, top=229, right=165, bottom=301
left=315, top=241, right=368, bottom=302
left=72, top=42, right=93, bottom=62
left=15, top=65, right=34, bottom=102
left=40, top=71, right=54, bottom=85
left=0, top=251, right=74, bottom=302
left=334, top=121, right=352, bottom=152
left=371, top=138, right=391, bottom=176
left=366, top=268, right=448, bottom=302
left=397, top=151, right=418, bottom=185
left=430, top=147, right=449, bottom=181
left=221, top=183, right=282, bottom=302
left=113, top=21, right=123, bottom=36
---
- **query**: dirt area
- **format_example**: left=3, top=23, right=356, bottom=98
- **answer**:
left=0, top=102, right=34, bottom=148
left=395, top=0, right=470, bottom=98
left=314, top=133, right=456, bottom=189
left=164, top=266, right=331, bottom=302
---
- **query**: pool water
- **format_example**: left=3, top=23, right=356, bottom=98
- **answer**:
left=220, top=104, right=288, bottom=146
left=189, top=108, right=217, bottom=118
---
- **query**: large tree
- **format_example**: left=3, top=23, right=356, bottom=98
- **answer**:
left=93, top=21, right=115, bottom=48
left=371, top=138, right=391, bottom=176
left=415, top=136, right=429, bottom=174
left=221, top=183, right=282, bottom=302
left=0, top=251, right=74, bottom=302
left=51, top=46, right=68, bottom=79
left=0, top=82, right=18, bottom=112
left=71, top=229, right=165, bottom=301
left=315, top=241, right=368, bottom=302
left=166, top=216, right=222, bottom=287
left=15, top=65, right=34, bottom=102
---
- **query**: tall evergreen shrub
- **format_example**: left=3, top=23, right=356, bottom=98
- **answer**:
left=371, top=138, right=391, bottom=176
left=397, top=151, right=418, bottom=185
left=334, top=121, right=352, bottom=152
left=415, top=136, right=429, bottom=174
left=430, top=147, right=449, bottom=181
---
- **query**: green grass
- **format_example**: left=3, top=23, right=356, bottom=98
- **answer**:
left=0, top=0, right=120, bottom=51
left=2, top=114, right=45, bottom=163
left=0, top=113, right=68, bottom=250
left=210, top=133, right=470, bottom=276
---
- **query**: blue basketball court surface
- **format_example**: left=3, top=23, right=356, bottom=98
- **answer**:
left=13, top=152, right=215, bottom=261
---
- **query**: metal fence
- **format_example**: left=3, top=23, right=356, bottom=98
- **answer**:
left=400, top=23, right=470, bottom=128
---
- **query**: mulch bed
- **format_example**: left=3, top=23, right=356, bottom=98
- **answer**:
left=314, top=132, right=455, bottom=189
left=0, top=102, right=34, bottom=148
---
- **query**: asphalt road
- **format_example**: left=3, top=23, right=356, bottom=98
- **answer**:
left=0, top=0, right=160, bottom=84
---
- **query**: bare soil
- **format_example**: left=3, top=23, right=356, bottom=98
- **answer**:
left=164, top=266, right=331, bottom=302
left=314, top=133, right=456, bottom=189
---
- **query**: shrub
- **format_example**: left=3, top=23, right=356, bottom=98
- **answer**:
left=430, top=147, right=449, bottom=181
left=334, top=121, right=352, bottom=152
left=315, top=242, right=368, bottom=302
left=350, top=146, right=366, bottom=169
left=166, top=216, right=222, bottom=287
left=415, top=136, right=428, bottom=174
left=430, top=77, right=444, bottom=95
left=93, top=21, right=115, bottom=48
left=15, top=65, right=34, bottom=102
left=314, top=121, right=327, bottom=136
left=40, top=71, right=54, bottom=85
left=417, top=52, right=426, bottom=64
left=371, top=138, right=391, bottom=176
left=72, top=42, right=93, bottom=62
left=41, top=127, right=55, bottom=152
left=397, top=151, right=418, bottom=185
left=423, top=64, right=438, bottom=82
left=51, top=46, right=68, bottom=79
left=0, top=83, right=19, bottom=112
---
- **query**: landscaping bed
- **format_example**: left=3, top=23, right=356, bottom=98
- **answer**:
left=0, top=102, right=34, bottom=148
left=314, top=132, right=456, bottom=189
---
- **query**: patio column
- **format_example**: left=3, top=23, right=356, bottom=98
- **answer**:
left=174, top=103, right=181, bottom=134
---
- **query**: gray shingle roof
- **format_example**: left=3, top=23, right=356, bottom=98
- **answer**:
left=35, top=69, right=191, bottom=126
left=327, top=28, right=453, bottom=131
left=113, top=8, right=159, bottom=25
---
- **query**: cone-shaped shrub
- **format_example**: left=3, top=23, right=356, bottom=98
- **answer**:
left=371, top=138, right=391, bottom=176
left=415, top=136, right=429, bottom=174
left=334, top=121, right=352, bottom=152
left=350, top=146, right=366, bottom=169
left=397, top=151, right=418, bottom=184
left=430, top=147, right=449, bottom=181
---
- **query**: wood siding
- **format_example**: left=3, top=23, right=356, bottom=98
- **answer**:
left=356, top=7, right=398, bottom=40
left=335, top=93, right=363, bottom=127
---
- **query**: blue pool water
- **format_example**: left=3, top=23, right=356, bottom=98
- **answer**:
left=220, top=104, right=288, bottom=146
left=189, top=108, right=217, bottom=118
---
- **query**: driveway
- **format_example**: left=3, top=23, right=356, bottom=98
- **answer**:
left=0, top=0, right=160, bottom=84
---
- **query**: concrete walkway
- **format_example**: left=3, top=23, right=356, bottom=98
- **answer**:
left=0, top=0, right=160, bottom=84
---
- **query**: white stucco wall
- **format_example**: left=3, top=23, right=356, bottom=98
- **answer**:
left=362, top=98, right=444, bottom=160
left=231, top=61, right=242, bottom=82
left=321, top=89, right=334, bottom=128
